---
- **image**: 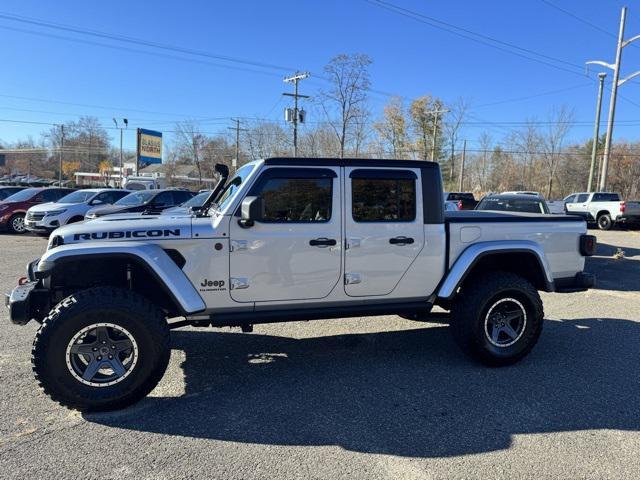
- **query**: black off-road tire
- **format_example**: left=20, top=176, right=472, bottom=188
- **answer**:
left=7, top=213, right=26, bottom=234
left=597, top=213, right=613, bottom=231
left=450, top=272, right=544, bottom=367
left=32, top=287, right=170, bottom=412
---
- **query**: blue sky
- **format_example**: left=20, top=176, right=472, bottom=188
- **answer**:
left=0, top=0, right=639, bottom=151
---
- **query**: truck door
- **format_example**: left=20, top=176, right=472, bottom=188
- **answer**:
left=566, top=193, right=591, bottom=219
left=344, top=167, right=425, bottom=297
left=228, top=167, right=342, bottom=303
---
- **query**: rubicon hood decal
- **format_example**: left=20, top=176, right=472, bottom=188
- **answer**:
left=54, top=216, right=194, bottom=243
left=73, top=229, right=181, bottom=240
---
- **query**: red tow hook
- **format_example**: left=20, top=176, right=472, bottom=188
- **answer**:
left=18, top=277, right=28, bottom=286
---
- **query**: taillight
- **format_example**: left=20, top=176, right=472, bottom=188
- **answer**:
left=580, top=234, right=597, bottom=256
left=620, top=201, right=626, bottom=214
left=457, top=200, right=463, bottom=210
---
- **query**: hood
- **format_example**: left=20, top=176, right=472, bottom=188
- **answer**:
left=29, top=202, right=69, bottom=213
left=51, top=215, right=194, bottom=245
left=86, top=204, right=137, bottom=217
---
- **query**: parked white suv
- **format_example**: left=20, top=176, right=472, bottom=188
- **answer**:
left=564, top=192, right=640, bottom=230
left=25, top=189, right=130, bottom=234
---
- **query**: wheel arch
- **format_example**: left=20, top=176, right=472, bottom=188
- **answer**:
left=37, top=243, right=205, bottom=316
left=596, top=210, right=610, bottom=219
left=437, top=241, right=554, bottom=302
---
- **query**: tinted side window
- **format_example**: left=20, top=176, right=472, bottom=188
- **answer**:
left=575, top=194, right=589, bottom=203
left=593, top=193, right=620, bottom=202
left=352, top=178, right=416, bottom=222
left=256, top=177, right=332, bottom=223
left=564, top=195, right=576, bottom=203
left=41, top=189, right=61, bottom=202
left=153, top=192, right=173, bottom=205
left=173, top=191, right=194, bottom=204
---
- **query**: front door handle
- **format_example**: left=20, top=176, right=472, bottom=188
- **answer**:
left=389, top=236, right=415, bottom=245
left=309, top=238, right=337, bottom=247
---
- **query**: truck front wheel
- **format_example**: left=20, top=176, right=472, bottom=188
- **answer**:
left=450, top=272, right=544, bottom=367
left=32, top=287, right=170, bottom=411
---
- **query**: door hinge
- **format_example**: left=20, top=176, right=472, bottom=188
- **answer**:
left=344, top=273, right=362, bottom=285
left=230, top=240, right=248, bottom=252
left=230, top=277, right=250, bottom=290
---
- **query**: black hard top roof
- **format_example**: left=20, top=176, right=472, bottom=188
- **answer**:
left=263, top=157, right=439, bottom=169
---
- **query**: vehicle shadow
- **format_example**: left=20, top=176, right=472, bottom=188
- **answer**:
left=87, top=318, right=640, bottom=458
left=585, top=242, right=640, bottom=292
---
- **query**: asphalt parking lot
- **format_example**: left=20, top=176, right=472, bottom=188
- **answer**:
left=0, top=229, right=639, bottom=479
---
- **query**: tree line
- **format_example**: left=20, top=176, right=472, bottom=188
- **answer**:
left=1, top=53, right=639, bottom=200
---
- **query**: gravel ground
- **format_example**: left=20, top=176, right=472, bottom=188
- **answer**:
left=0, top=229, right=639, bottom=480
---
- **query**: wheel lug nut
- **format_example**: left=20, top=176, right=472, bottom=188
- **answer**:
left=97, top=356, right=102, bottom=360
left=111, top=345, right=116, bottom=349
left=108, top=355, right=113, bottom=359
left=92, top=347, right=97, bottom=351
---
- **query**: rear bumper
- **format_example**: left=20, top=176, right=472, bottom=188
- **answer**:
left=615, top=214, right=640, bottom=224
left=554, top=272, right=596, bottom=293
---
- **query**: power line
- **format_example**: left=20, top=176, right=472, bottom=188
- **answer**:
left=365, top=0, right=588, bottom=76
left=540, top=0, right=623, bottom=39
left=0, top=11, right=298, bottom=73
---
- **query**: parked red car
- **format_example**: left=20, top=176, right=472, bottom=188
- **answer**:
left=0, top=187, right=74, bottom=234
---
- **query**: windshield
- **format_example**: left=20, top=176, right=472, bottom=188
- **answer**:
left=3, top=188, right=39, bottom=202
left=57, top=190, right=96, bottom=204
left=115, top=191, right=156, bottom=206
left=213, top=163, right=256, bottom=212
left=181, top=191, right=210, bottom=208
left=477, top=197, right=547, bottom=214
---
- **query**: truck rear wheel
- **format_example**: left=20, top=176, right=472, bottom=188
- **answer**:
left=597, top=213, right=613, bottom=230
left=32, top=287, right=170, bottom=411
left=450, top=272, right=543, bottom=367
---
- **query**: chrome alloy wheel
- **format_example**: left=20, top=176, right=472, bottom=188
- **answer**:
left=65, top=323, right=139, bottom=387
left=483, top=297, right=527, bottom=348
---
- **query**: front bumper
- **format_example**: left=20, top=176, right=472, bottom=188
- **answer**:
left=554, top=272, right=596, bottom=293
left=25, top=217, right=60, bottom=232
left=4, top=258, right=50, bottom=325
left=5, top=281, right=39, bottom=325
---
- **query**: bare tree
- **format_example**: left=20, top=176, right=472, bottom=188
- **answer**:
left=174, top=120, right=206, bottom=187
left=444, top=98, right=469, bottom=181
left=319, top=54, right=372, bottom=158
left=539, top=106, right=574, bottom=198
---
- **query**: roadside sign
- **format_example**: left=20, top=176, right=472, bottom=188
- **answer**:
left=137, top=128, right=162, bottom=165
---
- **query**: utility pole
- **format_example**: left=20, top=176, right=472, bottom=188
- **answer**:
left=228, top=119, right=247, bottom=173
left=587, top=6, right=640, bottom=191
left=430, top=108, right=449, bottom=161
left=458, top=139, right=466, bottom=191
left=283, top=72, right=310, bottom=156
left=58, top=124, right=64, bottom=184
left=587, top=73, right=606, bottom=192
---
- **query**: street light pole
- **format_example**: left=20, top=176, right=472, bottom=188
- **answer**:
left=587, top=73, right=606, bottom=192
left=587, top=6, right=640, bottom=191
left=113, top=118, right=128, bottom=187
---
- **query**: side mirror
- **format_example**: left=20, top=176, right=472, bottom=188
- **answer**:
left=90, top=199, right=104, bottom=206
left=239, top=196, right=263, bottom=228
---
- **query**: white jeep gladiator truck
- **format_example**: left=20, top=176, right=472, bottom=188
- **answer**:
left=5, top=158, right=596, bottom=411
left=564, top=191, right=640, bottom=230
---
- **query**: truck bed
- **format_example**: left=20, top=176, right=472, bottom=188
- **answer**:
left=443, top=210, right=587, bottom=280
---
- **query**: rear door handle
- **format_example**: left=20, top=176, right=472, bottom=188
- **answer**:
left=309, top=238, right=337, bottom=247
left=389, top=236, right=414, bottom=245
